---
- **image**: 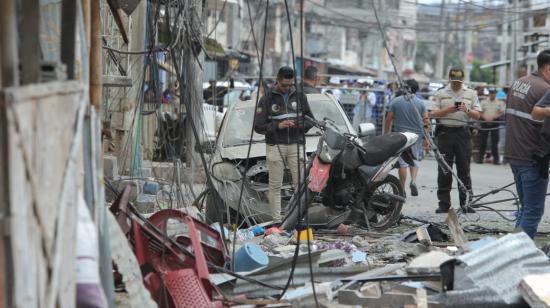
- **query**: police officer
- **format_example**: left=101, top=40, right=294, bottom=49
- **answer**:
left=254, top=67, right=314, bottom=222
left=506, top=49, right=550, bottom=238
left=430, top=68, right=481, bottom=213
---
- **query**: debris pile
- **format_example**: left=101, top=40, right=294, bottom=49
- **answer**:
left=109, top=183, right=550, bottom=307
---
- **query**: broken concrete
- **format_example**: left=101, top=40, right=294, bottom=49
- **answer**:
left=406, top=251, right=453, bottom=275
left=518, top=273, right=550, bottom=308
left=117, top=179, right=140, bottom=202
left=281, top=282, right=337, bottom=308
left=103, top=154, right=119, bottom=178
left=135, top=194, right=156, bottom=213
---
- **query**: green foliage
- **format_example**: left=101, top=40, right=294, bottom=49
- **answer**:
left=470, top=59, right=495, bottom=83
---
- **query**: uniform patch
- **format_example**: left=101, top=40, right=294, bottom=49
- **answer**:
left=291, top=101, right=297, bottom=110
left=256, top=107, right=263, bottom=114
left=272, top=104, right=280, bottom=112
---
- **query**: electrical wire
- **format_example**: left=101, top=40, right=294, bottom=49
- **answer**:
left=230, top=0, right=270, bottom=272
left=206, top=0, right=229, bottom=39
left=276, top=1, right=320, bottom=305
left=298, top=0, right=319, bottom=305
left=306, top=0, right=545, bottom=33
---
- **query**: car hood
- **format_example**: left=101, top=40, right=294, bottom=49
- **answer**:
left=218, top=135, right=321, bottom=160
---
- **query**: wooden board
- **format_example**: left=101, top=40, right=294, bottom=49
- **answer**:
left=4, top=81, right=85, bottom=307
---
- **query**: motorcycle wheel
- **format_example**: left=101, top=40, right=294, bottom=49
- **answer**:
left=364, top=174, right=404, bottom=231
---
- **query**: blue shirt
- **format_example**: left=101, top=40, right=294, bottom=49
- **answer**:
left=282, top=92, right=290, bottom=104
left=389, top=95, right=426, bottom=136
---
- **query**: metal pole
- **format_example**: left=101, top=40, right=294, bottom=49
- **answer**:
left=90, top=0, right=102, bottom=109
left=435, top=0, right=446, bottom=80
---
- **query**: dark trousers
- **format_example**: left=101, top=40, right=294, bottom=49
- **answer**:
left=478, top=122, right=499, bottom=163
left=436, top=127, right=473, bottom=209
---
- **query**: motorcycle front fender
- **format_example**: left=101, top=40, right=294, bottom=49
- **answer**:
left=308, top=156, right=332, bottom=193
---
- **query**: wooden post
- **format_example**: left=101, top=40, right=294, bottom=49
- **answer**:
left=90, top=0, right=102, bottom=110
left=61, top=0, right=77, bottom=79
left=21, top=0, right=41, bottom=84
left=0, top=0, right=17, bottom=306
left=1, top=0, right=19, bottom=87
left=81, top=0, right=91, bottom=53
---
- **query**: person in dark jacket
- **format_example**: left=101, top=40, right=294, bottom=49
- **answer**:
left=301, top=66, right=321, bottom=94
left=254, top=66, right=314, bottom=221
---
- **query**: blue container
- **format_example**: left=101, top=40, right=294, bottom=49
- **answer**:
left=143, top=181, right=160, bottom=195
left=234, top=243, right=269, bottom=272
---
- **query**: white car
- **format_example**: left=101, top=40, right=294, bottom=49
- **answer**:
left=203, top=93, right=373, bottom=225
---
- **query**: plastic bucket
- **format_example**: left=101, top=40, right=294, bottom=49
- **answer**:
left=234, top=243, right=269, bottom=272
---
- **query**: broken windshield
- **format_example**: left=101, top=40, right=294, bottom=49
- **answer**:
left=223, top=98, right=349, bottom=147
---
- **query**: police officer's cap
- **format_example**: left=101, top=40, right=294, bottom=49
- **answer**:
left=448, top=68, right=465, bottom=82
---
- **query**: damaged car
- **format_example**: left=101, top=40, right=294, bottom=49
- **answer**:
left=203, top=93, right=375, bottom=226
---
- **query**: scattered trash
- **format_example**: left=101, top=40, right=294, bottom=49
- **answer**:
left=351, top=235, right=370, bottom=249
left=210, top=222, right=230, bottom=240
left=445, top=209, right=469, bottom=250
left=234, top=243, right=269, bottom=272
left=261, top=233, right=292, bottom=249
left=296, top=228, right=314, bottom=241
left=336, top=223, right=350, bottom=235
left=352, top=251, right=367, bottom=263
left=265, top=226, right=283, bottom=235
left=142, top=181, right=160, bottom=195
left=236, top=229, right=255, bottom=241
left=251, top=225, right=266, bottom=236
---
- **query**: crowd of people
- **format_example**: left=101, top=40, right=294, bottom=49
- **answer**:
left=220, top=51, right=550, bottom=238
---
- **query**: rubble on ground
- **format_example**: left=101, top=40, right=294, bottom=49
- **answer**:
left=109, top=178, right=550, bottom=307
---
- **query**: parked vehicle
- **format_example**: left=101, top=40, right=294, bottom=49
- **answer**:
left=204, top=93, right=367, bottom=226
left=281, top=115, right=418, bottom=231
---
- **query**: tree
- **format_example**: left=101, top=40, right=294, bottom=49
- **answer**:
left=470, top=59, right=494, bottom=84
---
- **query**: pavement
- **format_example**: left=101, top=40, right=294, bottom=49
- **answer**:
left=394, top=157, right=550, bottom=237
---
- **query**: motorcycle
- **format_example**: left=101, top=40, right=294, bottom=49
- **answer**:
left=281, top=116, right=418, bottom=231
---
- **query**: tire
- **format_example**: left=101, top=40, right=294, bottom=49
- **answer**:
left=364, top=174, right=404, bottom=231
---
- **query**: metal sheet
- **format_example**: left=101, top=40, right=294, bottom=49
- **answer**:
left=233, top=266, right=369, bottom=298
left=436, top=232, right=550, bottom=307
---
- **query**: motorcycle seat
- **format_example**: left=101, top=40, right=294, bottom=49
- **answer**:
left=361, top=133, right=407, bottom=166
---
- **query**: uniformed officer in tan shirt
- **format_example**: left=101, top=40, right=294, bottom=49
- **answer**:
left=477, top=88, right=505, bottom=164
left=429, top=68, right=481, bottom=214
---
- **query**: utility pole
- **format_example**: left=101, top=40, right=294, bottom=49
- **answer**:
left=115, top=1, right=146, bottom=174
left=510, top=0, right=519, bottom=82
left=499, top=4, right=509, bottom=86
left=376, top=0, right=385, bottom=79
left=183, top=0, right=206, bottom=180
left=90, top=0, right=102, bottom=109
left=435, top=0, right=446, bottom=80
left=464, top=12, right=473, bottom=82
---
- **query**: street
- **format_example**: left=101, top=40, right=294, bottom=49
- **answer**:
left=399, top=157, right=550, bottom=235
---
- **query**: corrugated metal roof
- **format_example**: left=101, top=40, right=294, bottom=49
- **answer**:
left=434, top=232, right=550, bottom=307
